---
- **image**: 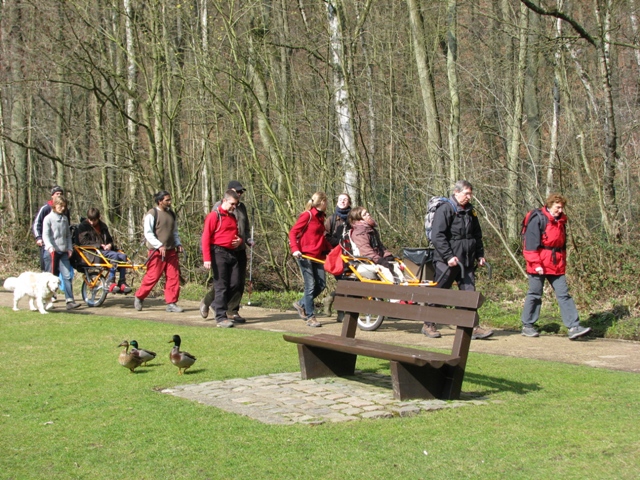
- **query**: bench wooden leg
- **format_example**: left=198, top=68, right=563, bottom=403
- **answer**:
left=390, top=362, right=459, bottom=400
left=296, top=344, right=357, bottom=379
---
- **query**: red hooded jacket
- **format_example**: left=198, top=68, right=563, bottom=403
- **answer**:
left=523, top=207, right=567, bottom=275
left=288, top=207, right=332, bottom=260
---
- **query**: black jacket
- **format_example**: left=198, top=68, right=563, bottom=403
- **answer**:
left=431, top=197, right=484, bottom=267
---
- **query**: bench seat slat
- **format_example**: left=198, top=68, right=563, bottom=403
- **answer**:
left=283, top=333, right=460, bottom=369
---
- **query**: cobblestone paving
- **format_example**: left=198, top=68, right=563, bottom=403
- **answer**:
left=161, top=372, right=487, bottom=425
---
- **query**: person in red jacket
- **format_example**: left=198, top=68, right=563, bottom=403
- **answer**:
left=200, top=189, right=243, bottom=328
left=521, top=193, right=590, bottom=339
left=289, top=192, right=332, bottom=327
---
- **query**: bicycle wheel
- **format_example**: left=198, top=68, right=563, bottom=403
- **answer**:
left=81, top=270, right=108, bottom=307
left=357, top=298, right=386, bottom=331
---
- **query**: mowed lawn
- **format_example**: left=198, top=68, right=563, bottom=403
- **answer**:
left=1, top=308, right=639, bottom=479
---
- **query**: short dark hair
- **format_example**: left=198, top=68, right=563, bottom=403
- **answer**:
left=223, top=189, right=240, bottom=201
left=154, top=190, right=171, bottom=205
left=87, top=207, right=101, bottom=221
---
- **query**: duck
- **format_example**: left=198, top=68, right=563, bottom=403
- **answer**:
left=129, top=340, right=157, bottom=366
left=118, top=340, right=144, bottom=373
left=168, top=334, right=197, bottom=375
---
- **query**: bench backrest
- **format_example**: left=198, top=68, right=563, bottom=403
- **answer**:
left=332, top=280, right=483, bottom=330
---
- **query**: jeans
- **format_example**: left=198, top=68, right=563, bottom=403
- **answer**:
left=43, top=251, right=74, bottom=302
left=296, top=257, right=326, bottom=319
left=100, top=249, right=129, bottom=283
left=521, top=274, right=579, bottom=328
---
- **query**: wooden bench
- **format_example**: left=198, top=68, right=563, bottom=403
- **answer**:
left=283, top=280, right=485, bottom=400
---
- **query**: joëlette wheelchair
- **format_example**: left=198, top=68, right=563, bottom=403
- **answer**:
left=71, top=245, right=147, bottom=307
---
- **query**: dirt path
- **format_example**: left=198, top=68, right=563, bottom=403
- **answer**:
left=2, top=290, right=639, bottom=373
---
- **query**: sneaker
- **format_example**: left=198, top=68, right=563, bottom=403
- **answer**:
left=166, top=303, right=184, bottom=313
left=66, top=301, right=80, bottom=310
left=134, top=297, right=143, bottom=311
left=521, top=325, right=540, bottom=337
left=568, top=325, right=591, bottom=340
left=421, top=323, right=441, bottom=338
left=292, top=301, right=306, bottom=320
left=306, top=316, right=322, bottom=328
left=217, top=319, right=234, bottom=328
left=336, top=311, right=345, bottom=323
left=199, top=300, right=209, bottom=319
left=230, top=314, right=246, bottom=324
left=108, top=283, right=120, bottom=294
left=118, top=282, right=132, bottom=294
left=472, top=326, right=494, bottom=340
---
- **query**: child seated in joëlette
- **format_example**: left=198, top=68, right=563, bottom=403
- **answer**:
left=75, top=207, right=132, bottom=293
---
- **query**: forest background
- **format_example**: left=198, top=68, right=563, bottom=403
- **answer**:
left=1, top=0, right=639, bottom=326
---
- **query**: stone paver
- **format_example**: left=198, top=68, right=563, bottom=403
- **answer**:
left=161, top=371, right=487, bottom=425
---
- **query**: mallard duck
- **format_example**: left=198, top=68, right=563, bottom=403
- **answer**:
left=129, top=340, right=157, bottom=366
left=168, top=334, right=196, bottom=375
left=118, top=340, right=144, bottom=373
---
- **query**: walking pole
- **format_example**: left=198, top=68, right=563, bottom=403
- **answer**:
left=247, top=225, right=254, bottom=305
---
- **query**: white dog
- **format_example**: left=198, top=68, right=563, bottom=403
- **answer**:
left=3, top=272, right=60, bottom=314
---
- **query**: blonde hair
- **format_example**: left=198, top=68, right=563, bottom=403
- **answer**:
left=305, top=191, right=328, bottom=211
left=52, top=195, right=67, bottom=209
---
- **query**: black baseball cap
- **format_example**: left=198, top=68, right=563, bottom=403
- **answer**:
left=228, top=180, right=245, bottom=193
left=51, top=185, right=64, bottom=196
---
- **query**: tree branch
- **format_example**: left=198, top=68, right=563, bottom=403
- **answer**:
left=519, top=0, right=597, bottom=47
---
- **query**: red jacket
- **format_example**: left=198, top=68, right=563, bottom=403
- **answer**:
left=523, top=207, right=567, bottom=275
left=201, top=207, right=239, bottom=262
left=288, top=207, right=332, bottom=260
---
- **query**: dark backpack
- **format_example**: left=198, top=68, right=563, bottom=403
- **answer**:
left=521, top=208, right=547, bottom=246
left=424, top=196, right=456, bottom=243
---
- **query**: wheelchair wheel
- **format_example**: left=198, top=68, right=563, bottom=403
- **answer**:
left=82, top=270, right=108, bottom=307
left=357, top=298, right=386, bottom=331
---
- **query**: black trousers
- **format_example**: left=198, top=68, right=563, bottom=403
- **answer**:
left=205, top=246, right=241, bottom=321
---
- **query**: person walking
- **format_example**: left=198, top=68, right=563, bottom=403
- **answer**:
left=425, top=180, right=493, bottom=340
left=33, top=185, right=69, bottom=273
left=521, top=193, right=591, bottom=339
left=289, top=192, right=332, bottom=328
left=42, top=195, right=80, bottom=310
left=200, top=189, right=243, bottom=328
left=133, top=191, right=184, bottom=313
left=208, top=180, right=254, bottom=323
left=323, top=193, right=351, bottom=321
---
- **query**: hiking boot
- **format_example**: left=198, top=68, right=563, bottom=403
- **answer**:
left=568, top=325, right=591, bottom=340
left=199, top=300, right=209, bottom=319
left=421, top=323, right=441, bottom=338
left=521, top=325, right=540, bottom=337
left=230, top=314, right=246, bottom=324
left=217, top=318, right=234, bottom=328
left=472, top=326, right=494, bottom=340
left=336, top=311, right=345, bottom=323
left=166, top=303, right=184, bottom=313
left=118, top=282, right=132, bottom=294
left=306, top=316, right=322, bottom=328
left=108, top=283, right=120, bottom=294
left=66, top=301, right=80, bottom=310
left=292, top=301, right=306, bottom=320
left=134, top=297, right=143, bottom=311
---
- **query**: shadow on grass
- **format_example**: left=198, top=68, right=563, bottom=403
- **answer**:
left=463, top=372, right=541, bottom=396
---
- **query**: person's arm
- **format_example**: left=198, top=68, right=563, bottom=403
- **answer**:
left=33, top=205, right=49, bottom=245
left=523, top=214, right=544, bottom=273
left=351, top=228, right=380, bottom=262
left=431, top=205, right=455, bottom=262
left=172, top=218, right=182, bottom=251
left=288, top=211, right=311, bottom=256
left=201, top=212, right=217, bottom=265
left=42, top=217, right=54, bottom=252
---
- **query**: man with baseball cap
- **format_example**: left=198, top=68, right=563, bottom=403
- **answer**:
left=200, top=180, right=254, bottom=323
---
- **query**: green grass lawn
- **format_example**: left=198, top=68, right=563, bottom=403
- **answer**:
left=1, top=308, right=639, bottom=479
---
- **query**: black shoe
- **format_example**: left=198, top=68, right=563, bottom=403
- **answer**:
left=230, top=314, right=246, bottom=324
